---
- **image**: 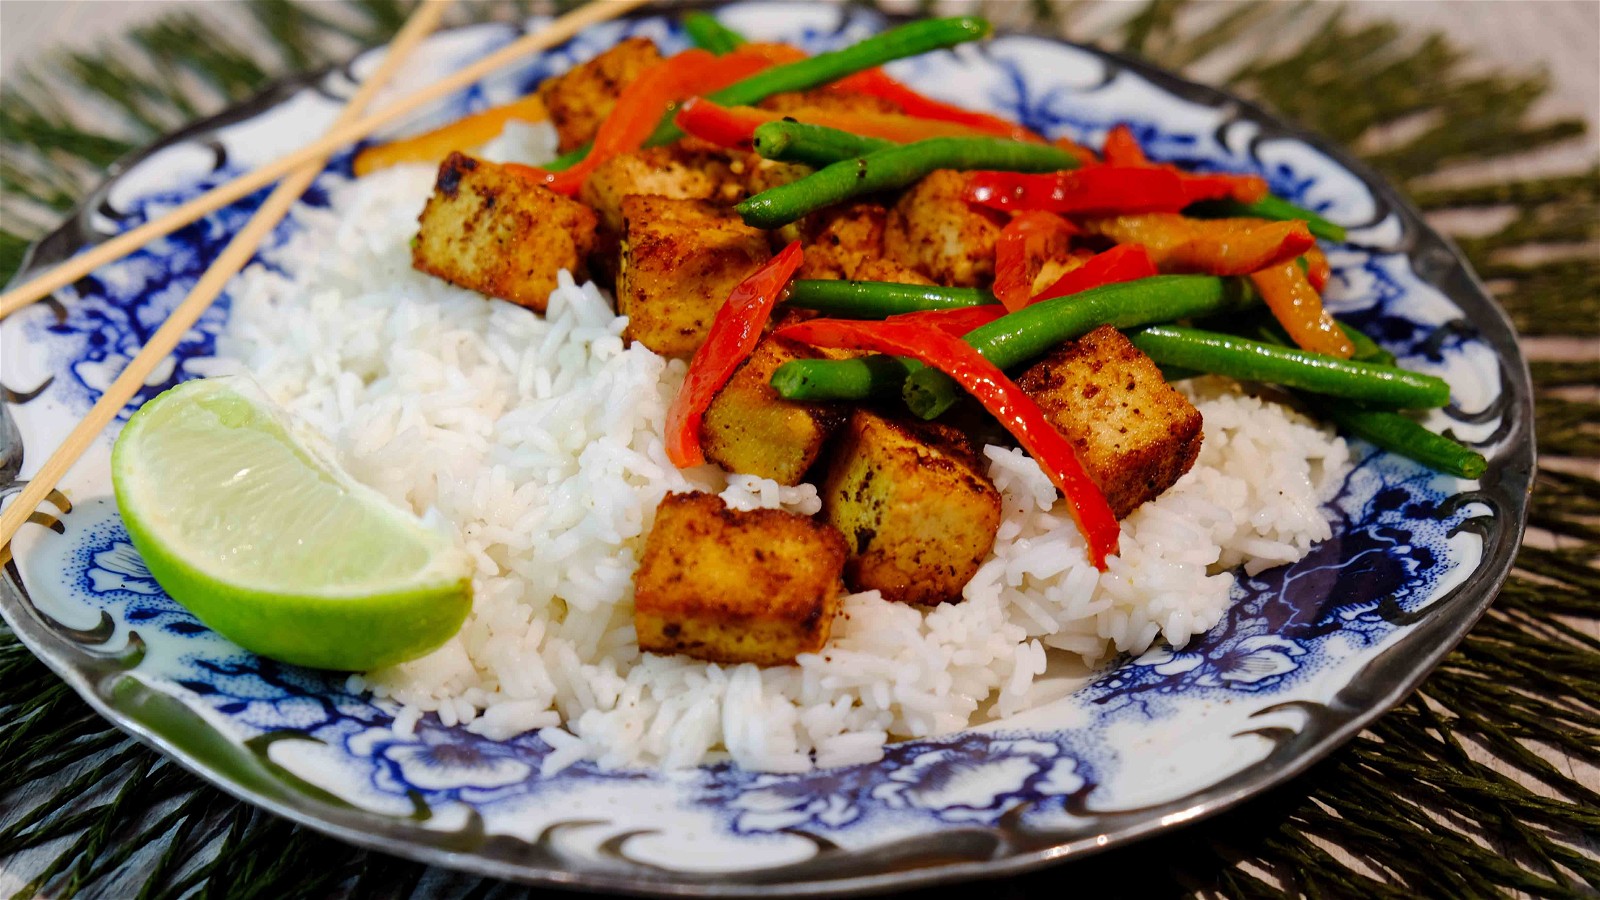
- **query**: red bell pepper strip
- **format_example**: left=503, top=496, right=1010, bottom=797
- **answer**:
left=1032, top=244, right=1158, bottom=303
left=674, top=97, right=770, bottom=151
left=831, top=68, right=1043, bottom=143
left=774, top=317, right=1121, bottom=569
left=885, top=304, right=1004, bottom=336
left=666, top=241, right=805, bottom=468
left=674, top=97, right=1007, bottom=150
left=1101, top=123, right=1268, bottom=204
left=1101, top=124, right=1150, bottom=166
left=968, top=166, right=1260, bottom=216
left=992, top=211, right=1079, bottom=311
left=1250, top=260, right=1354, bottom=359
left=529, top=48, right=778, bottom=195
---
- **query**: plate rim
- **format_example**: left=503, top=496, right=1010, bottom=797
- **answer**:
left=0, top=7, right=1535, bottom=896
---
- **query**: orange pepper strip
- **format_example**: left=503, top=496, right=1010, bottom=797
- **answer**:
left=776, top=317, right=1121, bottom=570
left=666, top=241, right=805, bottom=468
left=532, top=48, right=779, bottom=195
left=1085, top=214, right=1315, bottom=276
left=352, top=95, right=549, bottom=177
left=1250, top=261, right=1354, bottom=359
left=831, top=68, right=1044, bottom=143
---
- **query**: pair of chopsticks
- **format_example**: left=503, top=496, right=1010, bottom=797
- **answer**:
left=0, top=0, right=651, bottom=549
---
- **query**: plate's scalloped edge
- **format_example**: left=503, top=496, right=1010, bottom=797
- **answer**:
left=0, top=7, right=1535, bottom=896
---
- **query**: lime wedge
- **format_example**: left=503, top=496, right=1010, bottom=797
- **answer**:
left=112, top=376, right=472, bottom=671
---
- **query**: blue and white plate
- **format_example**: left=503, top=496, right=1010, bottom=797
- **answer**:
left=0, top=4, right=1533, bottom=894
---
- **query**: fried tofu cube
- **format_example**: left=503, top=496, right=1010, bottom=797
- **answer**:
left=580, top=145, right=745, bottom=234
left=1016, top=325, right=1203, bottom=518
left=535, top=37, right=662, bottom=153
left=884, top=169, right=1008, bottom=287
left=794, top=203, right=935, bottom=284
left=701, top=335, right=851, bottom=485
left=759, top=88, right=904, bottom=117
left=618, top=195, right=771, bottom=357
left=821, top=410, right=1002, bottom=605
left=412, top=153, right=596, bottom=312
left=634, top=492, right=848, bottom=666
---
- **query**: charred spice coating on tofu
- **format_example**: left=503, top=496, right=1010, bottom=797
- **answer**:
left=1017, top=325, right=1203, bottom=519
left=634, top=492, right=849, bottom=666
left=821, top=409, right=1002, bottom=605
left=536, top=37, right=665, bottom=153
left=617, top=195, right=772, bottom=357
left=700, top=334, right=854, bottom=485
left=412, top=153, right=597, bottom=312
left=884, top=169, right=1009, bottom=287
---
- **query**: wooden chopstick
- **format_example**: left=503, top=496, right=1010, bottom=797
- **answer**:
left=0, top=0, right=651, bottom=322
left=0, top=1, right=470, bottom=548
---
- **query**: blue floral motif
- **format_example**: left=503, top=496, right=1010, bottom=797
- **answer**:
left=351, top=727, right=538, bottom=800
left=86, top=541, right=161, bottom=595
left=1132, top=634, right=1306, bottom=691
left=872, top=739, right=1082, bottom=824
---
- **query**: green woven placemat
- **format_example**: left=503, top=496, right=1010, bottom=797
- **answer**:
left=1, top=2, right=1595, bottom=896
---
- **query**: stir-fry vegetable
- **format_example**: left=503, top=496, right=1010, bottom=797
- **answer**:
left=967, top=166, right=1266, bottom=215
left=829, top=68, right=1040, bottom=142
left=682, top=12, right=746, bottom=55
left=777, top=318, right=1122, bottom=569
left=1033, top=244, right=1157, bottom=303
left=353, top=95, right=548, bottom=176
left=738, top=137, right=1080, bottom=229
left=1126, top=326, right=1451, bottom=408
left=666, top=241, right=805, bottom=467
left=1188, top=196, right=1348, bottom=243
left=531, top=48, right=778, bottom=194
left=546, top=16, right=993, bottom=172
left=751, top=119, right=895, bottom=166
left=785, top=279, right=996, bottom=316
left=992, top=212, right=1077, bottom=310
left=899, top=275, right=1261, bottom=417
left=1311, top=401, right=1487, bottom=479
left=1084, top=214, right=1315, bottom=275
left=1249, top=260, right=1355, bottom=358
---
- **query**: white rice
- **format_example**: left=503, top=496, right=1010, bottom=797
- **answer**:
left=217, top=146, right=1348, bottom=772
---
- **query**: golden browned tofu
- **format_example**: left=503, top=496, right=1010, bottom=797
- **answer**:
left=821, top=410, right=1002, bottom=605
left=793, top=204, right=935, bottom=285
left=883, top=169, right=1008, bottom=287
left=535, top=37, right=662, bottom=153
left=1017, top=325, right=1203, bottom=518
left=411, top=153, right=597, bottom=312
left=618, top=195, right=771, bottom=357
left=580, top=145, right=746, bottom=234
left=759, top=88, right=904, bottom=117
left=701, top=335, right=850, bottom=485
left=634, top=492, right=848, bottom=666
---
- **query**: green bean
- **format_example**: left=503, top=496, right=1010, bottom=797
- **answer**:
left=1308, top=400, right=1487, bottom=479
left=683, top=12, right=746, bottom=55
left=648, top=17, right=992, bottom=149
left=771, top=355, right=922, bottom=401
left=1188, top=196, right=1347, bottom=242
left=1239, top=312, right=1397, bottom=366
left=548, top=17, right=992, bottom=172
left=1126, top=326, right=1451, bottom=408
left=902, top=275, right=1259, bottom=418
left=753, top=121, right=895, bottom=167
left=739, top=137, right=1078, bottom=229
left=786, top=280, right=996, bottom=317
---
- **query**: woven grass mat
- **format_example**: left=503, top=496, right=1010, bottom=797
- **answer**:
left=0, top=2, right=1595, bottom=896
